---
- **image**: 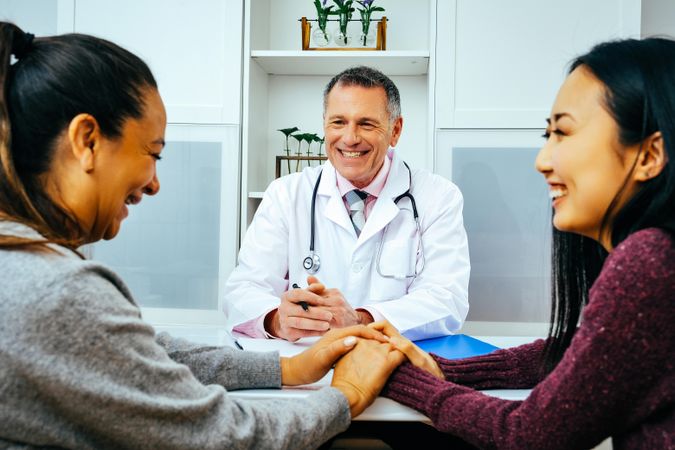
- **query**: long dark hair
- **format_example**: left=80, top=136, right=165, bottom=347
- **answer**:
left=543, top=37, right=675, bottom=371
left=0, top=22, right=157, bottom=250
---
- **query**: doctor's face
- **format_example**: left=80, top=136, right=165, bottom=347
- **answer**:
left=324, top=84, right=403, bottom=188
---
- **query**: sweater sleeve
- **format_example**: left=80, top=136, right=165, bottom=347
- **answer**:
left=382, top=229, right=675, bottom=450
left=430, top=338, right=548, bottom=390
left=6, top=263, right=350, bottom=450
left=154, top=332, right=281, bottom=390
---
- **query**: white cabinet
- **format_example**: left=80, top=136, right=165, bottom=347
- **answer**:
left=431, top=0, right=640, bottom=332
left=65, top=1, right=244, bottom=323
left=72, top=0, right=243, bottom=125
left=73, top=2, right=244, bottom=324
left=435, top=0, right=641, bottom=129
left=241, top=0, right=436, bottom=238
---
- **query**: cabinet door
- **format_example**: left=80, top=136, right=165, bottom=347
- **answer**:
left=73, top=0, right=243, bottom=125
left=435, top=0, right=641, bottom=129
left=436, top=130, right=551, bottom=326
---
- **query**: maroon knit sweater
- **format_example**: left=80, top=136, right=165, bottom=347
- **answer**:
left=382, top=228, right=675, bottom=450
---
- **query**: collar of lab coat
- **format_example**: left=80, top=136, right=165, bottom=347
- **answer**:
left=317, top=151, right=411, bottom=243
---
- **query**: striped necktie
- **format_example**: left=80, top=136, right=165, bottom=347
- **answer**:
left=345, top=189, right=368, bottom=236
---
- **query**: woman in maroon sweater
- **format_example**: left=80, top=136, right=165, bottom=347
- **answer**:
left=375, top=38, right=675, bottom=449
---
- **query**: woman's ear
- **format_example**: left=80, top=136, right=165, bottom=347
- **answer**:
left=634, top=131, right=667, bottom=182
left=67, top=114, right=100, bottom=173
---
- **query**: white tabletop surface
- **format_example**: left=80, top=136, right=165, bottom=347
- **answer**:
left=154, top=325, right=540, bottom=422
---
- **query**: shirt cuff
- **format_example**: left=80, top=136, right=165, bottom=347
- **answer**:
left=232, top=307, right=279, bottom=339
left=359, top=306, right=386, bottom=323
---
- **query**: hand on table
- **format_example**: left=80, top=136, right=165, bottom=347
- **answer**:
left=369, top=321, right=445, bottom=380
left=331, top=337, right=406, bottom=418
left=280, top=324, right=390, bottom=386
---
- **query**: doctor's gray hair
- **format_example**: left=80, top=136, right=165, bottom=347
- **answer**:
left=323, top=66, right=401, bottom=124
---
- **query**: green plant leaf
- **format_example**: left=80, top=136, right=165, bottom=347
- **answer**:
left=278, top=127, right=300, bottom=136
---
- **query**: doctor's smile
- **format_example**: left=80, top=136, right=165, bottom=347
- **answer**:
left=338, top=149, right=369, bottom=158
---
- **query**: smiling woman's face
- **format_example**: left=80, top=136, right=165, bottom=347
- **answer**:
left=535, top=66, right=641, bottom=248
left=58, top=88, right=167, bottom=243
left=94, top=88, right=167, bottom=241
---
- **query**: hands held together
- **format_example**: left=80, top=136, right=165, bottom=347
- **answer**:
left=280, top=320, right=444, bottom=418
left=266, top=276, right=373, bottom=341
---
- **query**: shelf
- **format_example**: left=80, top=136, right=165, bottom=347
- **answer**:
left=251, top=50, right=429, bottom=76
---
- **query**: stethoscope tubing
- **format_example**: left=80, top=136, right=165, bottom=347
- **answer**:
left=305, top=161, right=422, bottom=278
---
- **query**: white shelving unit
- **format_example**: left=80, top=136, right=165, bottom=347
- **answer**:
left=241, top=0, right=436, bottom=238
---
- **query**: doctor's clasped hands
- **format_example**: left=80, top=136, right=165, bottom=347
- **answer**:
left=267, top=276, right=374, bottom=341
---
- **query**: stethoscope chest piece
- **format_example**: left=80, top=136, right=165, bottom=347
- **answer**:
left=303, top=252, right=321, bottom=274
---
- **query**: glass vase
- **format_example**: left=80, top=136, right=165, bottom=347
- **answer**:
left=334, top=31, right=352, bottom=47
left=312, top=27, right=331, bottom=47
left=359, top=28, right=376, bottom=47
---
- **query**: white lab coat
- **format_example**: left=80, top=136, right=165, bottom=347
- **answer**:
left=224, top=153, right=470, bottom=340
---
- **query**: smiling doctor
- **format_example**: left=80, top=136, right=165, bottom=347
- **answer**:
left=225, top=66, right=470, bottom=341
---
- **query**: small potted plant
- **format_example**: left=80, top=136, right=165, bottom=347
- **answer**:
left=316, top=136, right=326, bottom=159
left=306, top=133, right=319, bottom=166
left=278, top=127, right=299, bottom=174
left=291, top=132, right=306, bottom=172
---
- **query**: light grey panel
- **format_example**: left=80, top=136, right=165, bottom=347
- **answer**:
left=0, top=0, right=58, bottom=35
left=93, top=141, right=221, bottom=310
left=642, top=0, right=675, bottom=37
left=452, top=147, right=551, bottom=322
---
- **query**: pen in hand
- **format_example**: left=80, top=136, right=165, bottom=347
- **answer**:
left=291, top=283, right=310, bottom=312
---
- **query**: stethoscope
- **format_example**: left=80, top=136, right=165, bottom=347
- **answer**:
left=303, top=161, right=426, bottom=280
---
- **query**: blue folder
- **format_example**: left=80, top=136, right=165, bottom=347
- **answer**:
left=413, top=334, right=499, bottom=360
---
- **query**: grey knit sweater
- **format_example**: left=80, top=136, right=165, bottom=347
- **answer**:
left=0, top=221, right=350, bottom=449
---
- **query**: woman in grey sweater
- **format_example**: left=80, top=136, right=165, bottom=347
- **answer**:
left=0, top=23, right=404, bottom=449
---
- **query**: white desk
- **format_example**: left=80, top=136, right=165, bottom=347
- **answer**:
left=154, top=326, right=537, bottom=423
